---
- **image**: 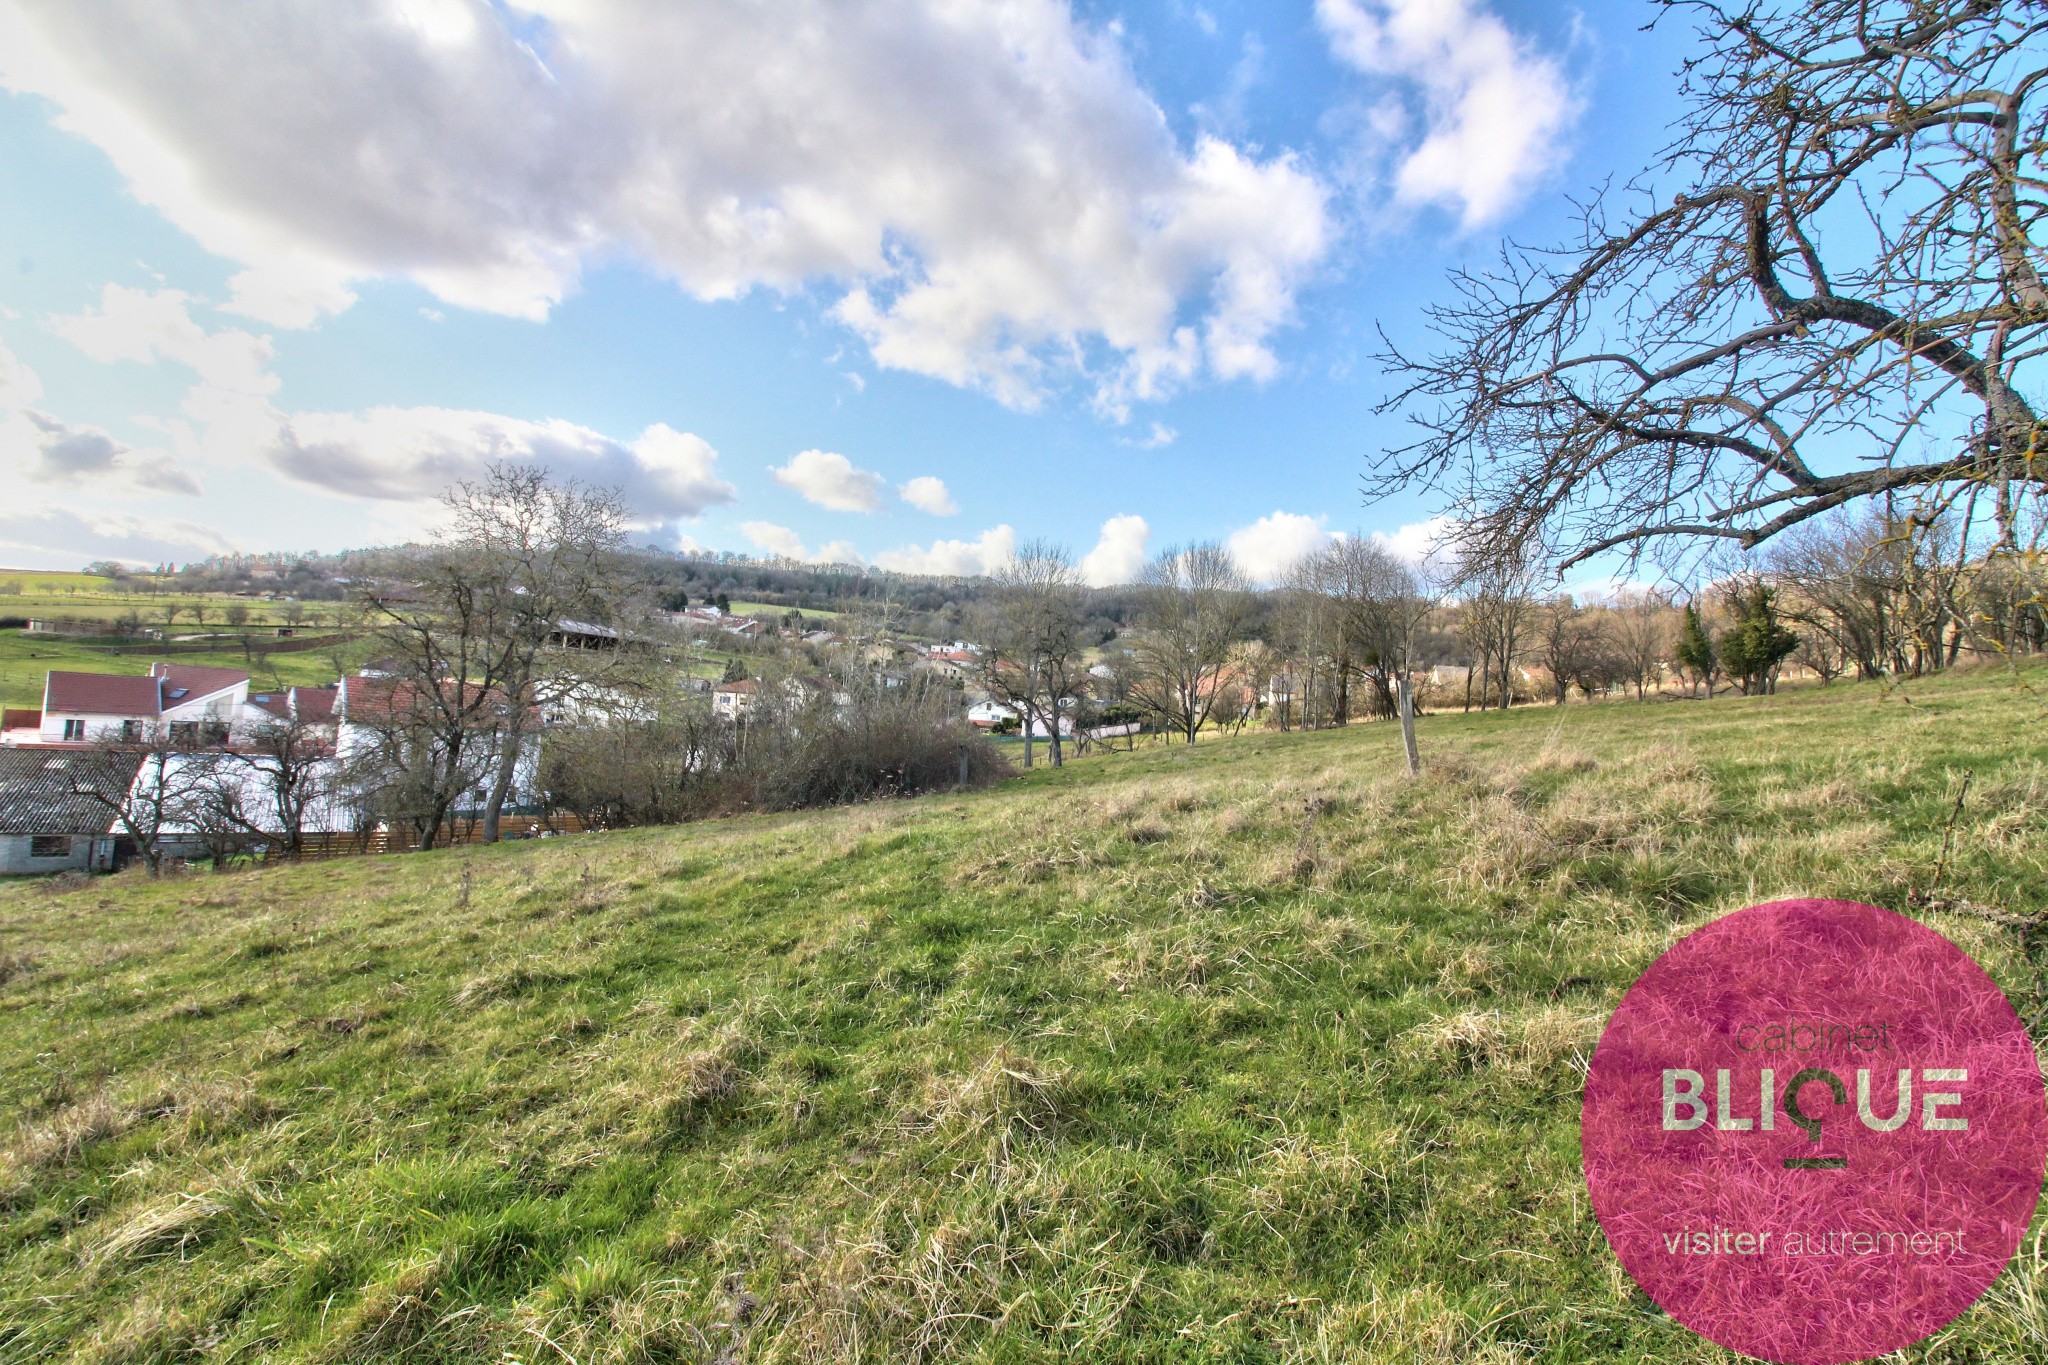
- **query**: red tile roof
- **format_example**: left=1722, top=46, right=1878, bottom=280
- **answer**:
left=292, top=685, right=337, bottom=723
left=713, top=679, right=759, bottom=694
left=248, top=692, right=292, bottom=720
left=45, top=671, right=162, bottom=717
left=148, top=662, right=248, bottom=701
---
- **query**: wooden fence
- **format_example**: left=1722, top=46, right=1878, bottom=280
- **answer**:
left=288, top=811, right=595, bottom=860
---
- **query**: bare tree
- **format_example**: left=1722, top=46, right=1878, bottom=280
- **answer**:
left=975, top=541, right=1086, bottom=768
left=1538, top=597, right=1616, bottom=704
left=444, top=466, right=634, bottom=841
left=230, top=714, right=332, bottom=859
left=1613, top=588, right=1674, bottom=699
left=71, top=733, right=203, bottom=876
left=1125, top=543, right=1253, bottom=744
left=1288, top=538, right=1434, bottom=722
left=352, top=549, right=520, bottom=851
left=1378, top=2, right=2048, bottom=573
left=1456, top=549, right=1539, bottom=711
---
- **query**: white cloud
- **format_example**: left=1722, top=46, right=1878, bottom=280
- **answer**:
left=0, top=2, right=1332, bottom=408
left=739, top=521, right=865, bottom=566
left=770, top=449, right=885, bottom=513
left=49, top=284, right=277, bottom=401
left=898, top=475, right=958, bottom=516
left=0, top=337, right=198, bottom=494
left=1121, top=421, right=1177, bottom=449
left=268, top=410, right=737, bottom=523
left=41, top=288, right=735, bottom=526
left=1316, top=0, right=1576, bottom=227
left=740, top=520, right=806, bottom=559
left=872, top=525, right=1017, bottom=577
left=1227, top=510, right=1338, bottom=583
left=1369, top=514, right=1455, bottom=567
left=1079, top=514, right=1151, bottom=587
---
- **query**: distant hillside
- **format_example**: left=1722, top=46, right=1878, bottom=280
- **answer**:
left=1, top=670, right=2044, bottom=1362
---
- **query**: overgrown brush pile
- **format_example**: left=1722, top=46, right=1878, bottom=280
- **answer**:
left=1, top=668, right=2044, bottom=1363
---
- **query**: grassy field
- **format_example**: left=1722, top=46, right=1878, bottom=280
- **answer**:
left=724, top=600, right=843, bottom=621
left=1, top=669, right=2045, bottom=1362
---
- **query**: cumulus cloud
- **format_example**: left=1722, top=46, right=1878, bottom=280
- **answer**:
left=269, top=410, right=736, bottom=522
left=0, top=1, right=1331, bottom=408
left=1079, top=514, right=1150, bottom=586
left=872, top=525, right=1018, bottom=578
left=1227, top=510, right=1339, bottom=583
left=1316, top=0, right=1576, bottom=227
left=41, top=289, right=735, bottom=526
left=898, top=475, right=958, bottom=516
left=739, top=521, right=865, bottom=566
left=1370, top=514, right=1456, bottom=567
left=770, top=449, right=885, bottom=513
left=47, top=284, right=285, bottom=462
left=49, top=284, right=275, bottom=397
left=0, top=337, right=198, bottom=494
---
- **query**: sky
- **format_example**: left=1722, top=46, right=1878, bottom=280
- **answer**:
left=0, top=0, right=1694, bottom=586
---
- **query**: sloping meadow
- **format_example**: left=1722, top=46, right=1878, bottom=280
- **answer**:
left=1, top=669, right=2045, bottom=1362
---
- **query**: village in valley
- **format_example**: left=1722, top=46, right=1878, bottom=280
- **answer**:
left=0, top=497, right=2018, bottom=881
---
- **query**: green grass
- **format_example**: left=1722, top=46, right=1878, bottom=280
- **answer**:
left=1, top=669, right=2046, bottom=1362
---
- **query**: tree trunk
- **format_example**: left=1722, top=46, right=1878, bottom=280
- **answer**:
left=481, top=719, right=525, bottom=843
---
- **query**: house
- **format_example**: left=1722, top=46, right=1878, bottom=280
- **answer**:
left=712, top=678, right=759, bottom=720
left=922, top=647, right=978, bottom=681
left=967, top=699, right=1016, bottom=729
left=36, top=663, right=250, bottom=746
left=0, top=747, right=142, bottom=874
left=333, top=673, right=542, bottom=813
left=660, top=606, right=726, bottom=631
left=720, top=618, right=767, bottom=640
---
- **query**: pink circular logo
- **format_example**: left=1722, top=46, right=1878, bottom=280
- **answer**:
left=1583, top=899, right=2047, bottom=1363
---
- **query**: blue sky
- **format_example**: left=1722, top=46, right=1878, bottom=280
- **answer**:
left=0, top=0, right=1692, bottom=583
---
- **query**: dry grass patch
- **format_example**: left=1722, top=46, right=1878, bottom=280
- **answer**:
left=1398, top=1005, right=1602, bottom=1082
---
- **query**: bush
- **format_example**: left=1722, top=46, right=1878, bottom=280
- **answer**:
left=542, top=667, right=1005, bottom=828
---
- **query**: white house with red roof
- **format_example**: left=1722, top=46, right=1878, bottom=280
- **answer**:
left=36, top=663, right=252, bottom=746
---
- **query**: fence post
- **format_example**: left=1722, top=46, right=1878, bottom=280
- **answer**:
left=1398, top=674, right=1420, bottom=777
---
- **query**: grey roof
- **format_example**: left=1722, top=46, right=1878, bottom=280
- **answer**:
left=0, top=748, right=144, bottom=835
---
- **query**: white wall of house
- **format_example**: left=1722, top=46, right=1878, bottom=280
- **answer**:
left=0, top=834, right=118, bottom=875
left=39, top=711, right=147, bottom=744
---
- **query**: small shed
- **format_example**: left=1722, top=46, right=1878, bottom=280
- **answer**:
left=0, top=748, right=143, bottom=874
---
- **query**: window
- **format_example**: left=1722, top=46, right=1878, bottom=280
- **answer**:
left=29, top=836, right=71, bottom=859
left=61, top=719, right=84, bottom=741
left=121, top=720, right=140, bottom=742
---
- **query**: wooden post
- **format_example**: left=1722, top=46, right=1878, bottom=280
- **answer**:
left=1397, top=674, right=1420, bottom=776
